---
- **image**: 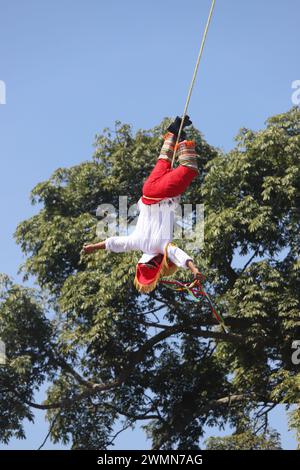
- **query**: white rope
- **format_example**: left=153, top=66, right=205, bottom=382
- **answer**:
left=171, top=0, right=216, bottom=167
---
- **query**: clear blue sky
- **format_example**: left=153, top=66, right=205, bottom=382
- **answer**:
left=0, top=0, right=298, bottom=449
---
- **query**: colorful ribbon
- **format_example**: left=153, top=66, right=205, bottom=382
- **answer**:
left=160, top=277, right=228, bottom=334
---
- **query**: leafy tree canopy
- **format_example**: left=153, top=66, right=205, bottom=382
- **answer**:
left=0, top=109, right=299, bottom=449
left=205, top=429, right=282, bottom=450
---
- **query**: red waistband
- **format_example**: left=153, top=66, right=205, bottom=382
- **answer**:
left=141, top=195, right=164, bottom=205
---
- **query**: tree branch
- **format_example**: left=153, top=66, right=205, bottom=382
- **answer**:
left=37, top=410, right=60, bottom=450
left=20, top=324, right=243, bottom=412
left=240, top=249, right=260, bottom=275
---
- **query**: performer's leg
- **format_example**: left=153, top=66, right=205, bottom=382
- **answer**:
left=143, top=132, right=175, bottom=184
left=142, top=139, right=198, bottom=201
left=162, top=139, right=199, bottom=194
left=142, top=132, right=176, bottom=204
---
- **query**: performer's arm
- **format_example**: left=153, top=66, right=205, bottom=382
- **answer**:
left=82, top=235, right=138, bottom=255
left=82, top=241, right=106, bottom=254
left=167, top=244, right=201, bottom=280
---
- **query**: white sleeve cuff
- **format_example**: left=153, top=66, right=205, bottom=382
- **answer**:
left=167, top=244, right=193, bottom=269
left=105, top=236, right=132, bottom=253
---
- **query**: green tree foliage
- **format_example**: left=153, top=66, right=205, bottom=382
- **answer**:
left=0, top=110, right=299, bottom=449
left=205, top=429, right=282, bottom=450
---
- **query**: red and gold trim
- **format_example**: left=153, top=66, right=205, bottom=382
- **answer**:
left=134, top=242, right=178, bottom=294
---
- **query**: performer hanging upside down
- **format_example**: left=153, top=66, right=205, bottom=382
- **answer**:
left=83, top=115, right=202, bottom=293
